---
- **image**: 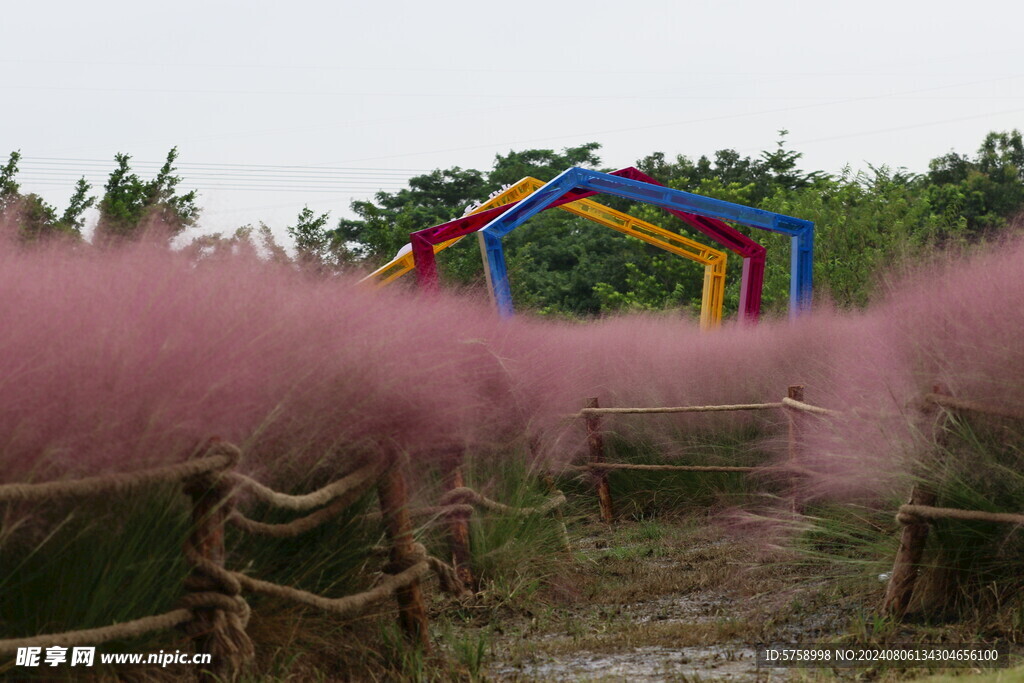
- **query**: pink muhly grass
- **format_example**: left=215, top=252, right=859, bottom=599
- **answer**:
left=796, top=237, right=1024, bottom=502
left=0, top=242, right=510, bottom=484
left=5, top=231, right=1022, bottom=513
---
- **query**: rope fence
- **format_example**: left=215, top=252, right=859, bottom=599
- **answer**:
left=6, top=384, right=1020, bottom=672
left=882, top=386, right=1024, bottom=618
left=570, top=387, right=828, bottom=523
left=360, top=489, right=566, bottom=522
left=0, top=610, right=196, bottom=656
left=440, top=486, right=567, bottom=516
left=0, top=440, right=564, bottom=679
left=0, top=451, right=237, bottom=504
left=573, top=401, right=784, bottom=418
left=923, top=392, right=1024, bottom=422
left=573, top=387, right=1023, bottom=619
left=780, top=396, right=841, bottom=416
left=229, top=459, right=384, bottom=511
left=235, top=559, right=433, bottom=620
left=568, top=463, right=757, bottom=473
left=897, top=504, right=1024, bottom=527
left=572, top=386, right=1023, bottom=622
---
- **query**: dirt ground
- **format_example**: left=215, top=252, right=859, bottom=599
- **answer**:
left=447, top=516, right=853, bottom=682
left=444, top=515, right=1015, bottom=682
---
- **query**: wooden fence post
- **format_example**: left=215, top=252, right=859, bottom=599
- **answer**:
left=442, top=452, right=476, bottom=592
left=787, top=385, right=805, bottom=515
left=881, top=384, right=946, bottom=617
left=881, top=483, right=936, bottom=617
left=585, top=397, right=615, bottom=524
left=377, top=458, right=431, bottom=650
left=183, top=446, right=253, bottom=682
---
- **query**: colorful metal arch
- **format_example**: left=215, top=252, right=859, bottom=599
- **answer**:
left=360, top=238, right=460, bottom=286
left=408, top=167, right=768, bottom=322
left=478, top=167, right=814, bottom=319
left=362, top=177, right=728, bottom=328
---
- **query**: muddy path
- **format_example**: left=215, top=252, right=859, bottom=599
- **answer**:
left=473, top=517, right=855, bottom=682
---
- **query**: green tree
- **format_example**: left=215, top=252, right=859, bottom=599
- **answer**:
left=287, top=206, right=350, bottom=271
left=593, top=259, right=699, bottom=316
left=313, top=132, right=1024, bottom=318
left=335, top=144, right=605, bottom=285
left=636, top=131, right=822, bottom=204
left=335, top=167, right=488, bottom=264
left=0, top=150, right=95, bottom=243
left=184, top=224, right=290, bottom=264
left=1, top=151, right=21, bottom=207
left=926, top=130, right=1024, bottom=234
left=95, top=147, right=199, bottom=241
left=60, top=178, right=97, bottom=232
left=487, top=142, right=602, bottom=187
left=758, top=165, right=965, bottom=309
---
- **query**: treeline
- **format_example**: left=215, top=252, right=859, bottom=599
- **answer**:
left=0, top=148, right=199, bottom=243
left=3, top=131, right=1023, bottom=315
left=311, top=130, right=1024, bottom=314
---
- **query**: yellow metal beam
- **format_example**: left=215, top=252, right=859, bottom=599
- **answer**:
left=360, top=177, right=727, bottom=328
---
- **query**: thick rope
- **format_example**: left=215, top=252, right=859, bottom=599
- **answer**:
left=0, top=450, right=238, bottom=503
left=230, top=460, right=384, bottom=512
left=439, top=487, right=566, bottom=516
left=181, top=545, right=250, bottom=627
left=368, top=544, right=468, bottom=597
left=425, top=555, right=472, bottom=598
left=233, top=563, right=431, bottom=619
left=229, top=498, right=352, bottom=537
left=234, top=536, right=470, bottom=615
left=568, top=463, right=756, bottom=473
left=410, top=503, right=476, bottom=518
left=573, top=402, right=783, bottom=418
left=923, top=393, right=1024, bottom=422
left=359, top=503, right=476, bottom=524
left=227, top=463, right=381, bottom=537
left=897, top=504, right=1024, bottom=527
left=181, top=469, right=254, bottom=673
left=0, top=610, right=195, bottom=655
left=781, top=397, right=841, bottom=416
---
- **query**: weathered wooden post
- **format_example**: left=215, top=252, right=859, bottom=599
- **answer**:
left=377, top=455, right=431, bottom=650
left=585, top=397, right=615, bottom=524
left=882, top=384, right=946, bottom=617
left=182, top=441, right=253, bottom=682
left=786, top=385, right=805, bottom=515
left=441, top=451, right=476, bottom=591
left=881, top=484, right=936, bottom=617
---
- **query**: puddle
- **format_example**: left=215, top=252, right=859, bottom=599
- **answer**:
left=482, top=526, right=845, bottom=681
left=492, top=645, right=782, bottom=681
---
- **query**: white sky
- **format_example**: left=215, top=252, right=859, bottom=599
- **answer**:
left=3, top=0, right=1023, bottom=244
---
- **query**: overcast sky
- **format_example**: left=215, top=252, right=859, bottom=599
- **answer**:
left=3, top=0, right=1022, bottom=244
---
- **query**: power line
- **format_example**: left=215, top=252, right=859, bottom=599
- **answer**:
left=11, top=156, right=425, bottom=196
left=14, top=181, right=393, bottom=195
left=16, top=156, right=430, bottom=173
left=16, top=174, right=418, bottom=186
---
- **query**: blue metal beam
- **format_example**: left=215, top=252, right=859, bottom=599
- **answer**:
left=480, top=167, right=815, bottom=318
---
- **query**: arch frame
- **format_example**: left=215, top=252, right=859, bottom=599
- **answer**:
left=476, top=178, right=727, bottom=328
left=478, top=167, right=814, bottom=319
left=361, top=176, right=729, bottom=327
left=408, top=167, right=768, bottom=322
